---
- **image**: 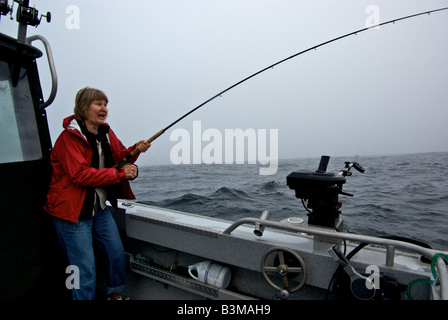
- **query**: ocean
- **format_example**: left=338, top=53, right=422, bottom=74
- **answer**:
left=130, top=152, right=448, bottom=251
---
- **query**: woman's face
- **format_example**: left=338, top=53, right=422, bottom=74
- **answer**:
left=84, top=99, right=108, bottom=131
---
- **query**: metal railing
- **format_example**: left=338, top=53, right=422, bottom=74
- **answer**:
left=223, top=217, right=448, bottom=299
left=26, top=35, right=58, bottom=109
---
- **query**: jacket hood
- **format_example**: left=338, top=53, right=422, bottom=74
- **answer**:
left=63, top=115, right=77, bottom=129
left=63, top=115, right=110, bottom=141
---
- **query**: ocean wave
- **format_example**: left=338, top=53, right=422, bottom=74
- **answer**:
left=139, top=186, right=259, bottom=217
left=134, top=152, right=448, bottom=250
left=210, top=187, right=252, bottom=201
left=258, top=181, right=281, bottom=191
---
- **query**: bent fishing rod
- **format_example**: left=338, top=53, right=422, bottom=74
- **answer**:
left=116, top=6, right=448, bottom=168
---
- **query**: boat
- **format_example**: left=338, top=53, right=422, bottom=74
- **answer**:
left=1, top=1, right=447, bottom=302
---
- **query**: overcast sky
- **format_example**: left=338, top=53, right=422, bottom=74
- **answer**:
left=2, top=0, right=448, bottom=166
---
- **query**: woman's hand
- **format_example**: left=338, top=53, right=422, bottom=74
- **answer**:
left=123, top=164, right=139, bottom=180
left=135, top=140, right=151, bottom=153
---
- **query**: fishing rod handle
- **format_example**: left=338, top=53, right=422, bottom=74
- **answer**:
left=146, top=128, right=165, bottom=144
left=128, top=128, right=165, bottom=157
left=116, top=129, right=165, bottom=168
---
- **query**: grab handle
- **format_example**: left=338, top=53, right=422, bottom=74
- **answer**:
left=26, top=35, right=58, bottom=109
left=188, top=265, right=199, bottom=280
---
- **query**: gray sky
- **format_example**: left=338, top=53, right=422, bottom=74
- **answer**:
left=2, top=0, right=448, bottom=166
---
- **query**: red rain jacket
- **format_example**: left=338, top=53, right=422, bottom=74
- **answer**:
left=44, top=115, right=139, bottom=222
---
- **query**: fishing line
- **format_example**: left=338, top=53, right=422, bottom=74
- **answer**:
left=117, top=6, right=448, bottom=167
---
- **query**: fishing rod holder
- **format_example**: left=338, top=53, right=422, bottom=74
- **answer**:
left=254, top=210, right=271, bottom=237
left=286, top=155, right=364, bottom=229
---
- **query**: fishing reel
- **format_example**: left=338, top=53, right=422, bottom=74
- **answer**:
left=0, top=0, right=12, bottom=17
left=0, top=0, right=51, bottom=26
left=286, top=155, right=364, bottom=229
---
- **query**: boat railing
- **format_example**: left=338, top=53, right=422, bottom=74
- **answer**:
left=26, top=35, right=58, bottom=109
left=222, top=217, right=448, bottom=299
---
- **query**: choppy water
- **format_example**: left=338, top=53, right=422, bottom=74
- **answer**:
left=130, top=152, right=448, bottom=251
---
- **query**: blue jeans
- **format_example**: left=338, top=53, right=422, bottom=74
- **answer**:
left=52, top=208, right=126, bottom=300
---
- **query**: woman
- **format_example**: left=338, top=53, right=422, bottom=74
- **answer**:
left=44, top=87, right=151, bottom=300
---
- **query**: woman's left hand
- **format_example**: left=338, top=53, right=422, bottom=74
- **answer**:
left=135, top=140, right=151, bottom=153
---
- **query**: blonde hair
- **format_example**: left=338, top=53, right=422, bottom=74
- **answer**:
left=74, top=87, right=109, bottom=121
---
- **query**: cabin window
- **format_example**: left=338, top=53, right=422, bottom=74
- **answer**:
left=0, top=61, right=42, bottom=164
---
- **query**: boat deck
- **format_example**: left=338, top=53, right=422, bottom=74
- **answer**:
left=110, top=201, right=447, bottom=300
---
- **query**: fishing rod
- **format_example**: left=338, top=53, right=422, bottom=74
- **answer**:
left=116, top=6, right=448, bottom=168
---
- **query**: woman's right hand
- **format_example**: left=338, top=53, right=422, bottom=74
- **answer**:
left=123, top=164, right=138, bottom=180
